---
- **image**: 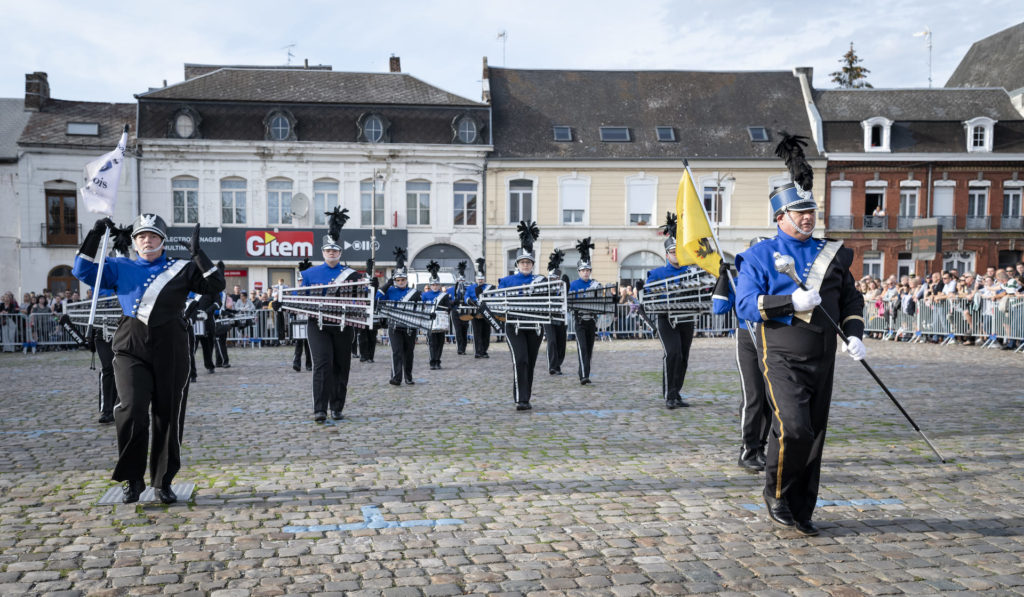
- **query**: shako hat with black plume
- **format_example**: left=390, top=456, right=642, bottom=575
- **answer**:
left=456, top=261, right=467, bottom=282
left=426, top=260, right=442, bottom=284
left=392, top=247, right=409, bottom=279
left=575, top=237, right=594, bottom=271
left=474, top=257, right=486, bottom=281
left=661, top=212, right=677, bottom=252
left=769, top=131, right=817, bottom=217
left=546, top=248, right=565, bottom=279
left=515, top=220, right=540, bottom=263
left=322, top=207, right=349, bottom=251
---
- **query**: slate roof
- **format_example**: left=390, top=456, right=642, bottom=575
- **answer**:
left=0, top=98, right=32, bottom=160
left=487, top=67, right=819, bottom=160
left=18, top=99, right=135, bottom=150
left=946, top=22, right=1024, bottom=92
left=138, top=68, right=483, bottom=107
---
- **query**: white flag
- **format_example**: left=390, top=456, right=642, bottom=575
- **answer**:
left=79, top=125, right=128, bottom=216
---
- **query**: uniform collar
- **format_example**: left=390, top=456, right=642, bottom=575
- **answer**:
left=777, top=226, right=817, bottom=246
left=134, top=253, right=168, bottom=267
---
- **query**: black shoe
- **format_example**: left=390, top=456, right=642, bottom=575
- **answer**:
left=157, top=485, right=177, bottom=504
left=206, top=368, right=215, bottom=374
left=580, top=378, right=591, bottom=385
left=405, top=379, right=415, bottom=385
left=555, top=368, right=562, bottom=375
left=457, top=351, right=465, bottom=355
left=331, top=410, right=344, bottom=421
left=189, top=375, right=197, bottom=383
left=482, top=353, right=489, bottom=358
left=764, top=495, right=795, bottom=527
left=794, top=518, right=820, bottom=536
left=389, top=379, right=402, bottom=386
left=122, top=479, right=145, bottom=504
left=360, top=358, right=367, bottom=362
left=665, top=399, right=678, bottom=410
left=293, top=364, right=301, bottom=372
left=675, top=397, right=690, bottom=408
left=516, top=402, right=532, bottom=411
left=222, top=363, right=230, bottom=369
left=366, top=360, right=373, bottom=364
left=549, top=369, right=557, bottom=375
left=756, top=450, right=767, bottom=469
left=313, top=411, right=327, bottom=423
left=98, top=412, right=114, bottom=424
left=474, top=354, right=482, bottom=359
left=306, top=366, right=312, bottom=371
left=738, top=449, right=764, bottom=472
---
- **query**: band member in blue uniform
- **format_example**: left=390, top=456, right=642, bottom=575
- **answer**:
left=73, top=214, right=224, bottom=504
left=379, top=247, right=420, bottom=385
left=298, top=208, right=369, bottom=422
left=645, top=213, right=695, bottom=409
left=447, top=261, right=470, bottom=355
left=466, top=258, right=492, bottom=358
left=499, top=221, right=547, bottom=411
left=292, top=258, right=313, bottom=371
left=569, top=237, right=598, bottom=385
left=93, top=223, right=134, bottom=423
left=711, top=255, right=770, bottom=473
left=358, top=259, right=379, bottom=363
left=543, top=249, right=568, bottom=375
left=421, top=261, right=450, bottom=370
left=735, top=132, right=866, bottom=536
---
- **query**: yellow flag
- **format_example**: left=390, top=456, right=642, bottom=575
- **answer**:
left=675, top=169, right=722, bottom=277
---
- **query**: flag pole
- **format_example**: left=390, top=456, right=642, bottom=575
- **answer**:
left=85, top=229, right=110, bottom=366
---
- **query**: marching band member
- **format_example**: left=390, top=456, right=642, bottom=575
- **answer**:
left=193, top=291, right=219, bottom=375
left=735, top=132, right=865, bottom=536
left=466, top=258, right=492, bottom=358
left=358, top=259, right=379, bottom=363
left=499, top=221, right=546, bottom=411
left=447, top=261, right=470, bottom=355
left=73, top=213, right=224, bottom=504
left=292, top=258, right=313, bottom=372
left=94, top=223, right=134, bottom=423
left=569, top=237, right=598, bottom=385
left=543, top=249, right=568, bottom=375
left=421, top=261, right=451, bottom=370
left=378, top=247, right=420, bottom=385
left=296, top=208, right=368, bottom=422
left=645, top=213, right=695, bottom=409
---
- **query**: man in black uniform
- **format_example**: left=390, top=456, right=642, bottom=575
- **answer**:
left=378, top=248, right=421, bottom=385
left=358, top=259, right=379, bottom=363
left=735, top=133, right=866, bottom=536
left=569, top=238, right=599, bottom=385
left=448, top=262, right=470, bottom=355
left=467, top=258, right=492, bottom=358
left=543, top=249, right=568, bottom=375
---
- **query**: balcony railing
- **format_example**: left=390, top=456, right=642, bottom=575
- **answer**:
left=828, top=215, right=853, bottom=230
left=1001, top=216, right=1023, bottom=230
left=862, top=215, right=888, bottom=230
left=966, top=216, right=990, bottom=230
left=897, top=216, right=918, bottom=230
left=933, top=215, right=955, bottom=230
left=40, top=223, right=82, bottom=246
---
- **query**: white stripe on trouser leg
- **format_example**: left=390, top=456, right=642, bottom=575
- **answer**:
left=98, top=371, right=103, bottom=413
left=309, top=328, right=318, bottom=413
left=734, top=330, right=749, bottom=449
left=576, top=337, right=584, bottom=378
left=505, top=332, right=519, bottom=403
left=655, top=319, right=669, bottom=401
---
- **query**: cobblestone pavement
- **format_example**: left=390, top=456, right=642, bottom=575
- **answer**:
left=1, top=337, right=1023, bottom=596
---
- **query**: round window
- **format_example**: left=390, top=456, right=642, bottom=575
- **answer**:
left=269, top=115, right=291, bottom=140
left=174, top=113, right=194, bottom=138
left=457, top=118, right=477, bottom=143
left=365, top=115, right=383, bottom=143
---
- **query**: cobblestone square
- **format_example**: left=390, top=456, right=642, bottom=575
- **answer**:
left=1, top=338, right=1022, bottom=596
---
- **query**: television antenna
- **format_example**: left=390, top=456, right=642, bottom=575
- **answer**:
left=497, top=30, right=508, bottom=66
left=913, top=27, right=932, bottom=88
left=282, top=43, right=296, bottom=66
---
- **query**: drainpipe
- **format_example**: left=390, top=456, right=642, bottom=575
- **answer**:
left=481, top=162, right=487, bottom=269
left=925, top=163, right=933, bottom=218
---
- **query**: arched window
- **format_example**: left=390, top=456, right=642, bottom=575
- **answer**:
left=619, top=251, right=663, bottom=286
left=411, top=244, right=472, bottom=272
left=47, top=265, right=79, bottom=294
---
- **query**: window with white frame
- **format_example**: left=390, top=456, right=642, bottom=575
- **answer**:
left=897, top=253, right=915, bottom=279
left=702, top=184, right=725, bottom=223
left=627, top=176, right=656, bottom=226
left=220, top=178, right=246, bottom=224
left=455, top=117, right=477, bottom=144
left=963, top=116, right=996, bottom=152
left=932, top=184, right=954, bottom=216
left=267, top=179, right=293, bottom=225
left=508, top=179, right=533, bottom=224
left=172, top=177, right=199, bottom=224
left=453, top=181, right=478, bottom=226
left=406, top=181, right=431, bottom=226
left=559, top=176, right=588, bottom=225
left=967, top=186, right=988, bottom=218
left=861, top=117, right=893, bottom=152
left=830, top=183, right=852, bottom=215
left=360, top=180, right=384, bottom=227
left=899, top=187, right=918, bottom=217
left=862, top=251, right=883, bottom=279
left=313, top=179, right=339, bottom=226
left=1004, top=186, right=1022, bottom=218
left=943, top=251, right=975, bottom=274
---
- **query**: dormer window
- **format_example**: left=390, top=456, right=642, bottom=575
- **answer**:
left=553, top=126, right=572, bottom=141
left=964, top=116, right=996, bottom=153
left=264, top=109, right=297, bottom=141
left=67, top=122, right=99, bottom=136
left=599, top=127, right=631, bottom=142
left=358, top=112, right=391, bottom=143
left=168, top=106, right=201, bottom=139
left=451, top=114, right=481, bottom=144
left=861, top=116, right=893, bottom=152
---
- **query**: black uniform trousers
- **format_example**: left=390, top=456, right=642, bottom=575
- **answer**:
left=471, top=317, right=491, bottom=356
left=197, top=333, right=216, bottom=371
left=293, top=339, right=311, bottom=369
left=451, top=316, right=469, bottom=354
left=505, top=324, right=542, bottom=404
left=756, top=321, right=837, bottom=523
left=389, top=326, right=417, bottom=383
left=187, top=326, right=197, bottom=379
left=736, top=328, right=770, bottom=456
left=96, top=336, right=117, bottom=415
left=359, top=327, right=377, bottom=361
left=351, top=331, right=360, bottom=357
left=306, top=321, right=353, bottom=414
left=110, top=317, right=190, bottom=487
left=655, top=315, right=695, bottom=401
left=574, top=317, right=597, bottom=381
left=544, top=322, right=567, bottom=373
left=427, top=331, right=445, bottom=367
left=214, top=331, right=230, bottom=366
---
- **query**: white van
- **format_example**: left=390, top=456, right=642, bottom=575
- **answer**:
left=406, top=271, right=456, bottom=291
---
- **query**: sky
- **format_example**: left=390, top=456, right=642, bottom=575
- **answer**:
left=2, top=0, right=1022, bottom=105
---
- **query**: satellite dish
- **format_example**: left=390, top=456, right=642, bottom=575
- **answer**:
left=291, top=193, right=309, bottom=218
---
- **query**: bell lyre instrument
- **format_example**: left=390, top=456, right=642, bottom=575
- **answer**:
left=479, top=278, right=567, bottom=332
left=274, top=279, right=375, bottom=329
left=639, top=268, right=716, bottom=324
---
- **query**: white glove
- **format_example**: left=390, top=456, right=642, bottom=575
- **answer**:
left=791, top=288, right=822, bottom=312
left=842, top=336, right=866, bottom=361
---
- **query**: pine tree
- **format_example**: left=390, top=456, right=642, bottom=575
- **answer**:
left=830, top=42, right=873, bottom=89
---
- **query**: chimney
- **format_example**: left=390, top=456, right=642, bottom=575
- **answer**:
left=389, top=55, right=401, bottom=73
left=24, top=72, right=50, bottom=111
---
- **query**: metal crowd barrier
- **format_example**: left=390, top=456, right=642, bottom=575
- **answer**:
left=863, top=295, right=1024, bottom=349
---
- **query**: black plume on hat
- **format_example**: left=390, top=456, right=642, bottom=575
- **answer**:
left=326, top=206, right=350, bottom=243
left=457, top=261, right=467, bottom=278
left=774, top=131, right=813, bottom=192
left=547, top=249, right=565, bottom=272
left=426, top=260, right=441, bottom=278
left=575, top=237, right=594, bottom=263
left=393, top=246, right=407, bottom=269
left=111, top=223, right=133, bottom=257
left=660, top=212, right=677, bottom=239
left=475, top=257, right=486, bottom=276
left=216, top=260, right=225, bottom=271
left=516, top=220, right=540, bottom=252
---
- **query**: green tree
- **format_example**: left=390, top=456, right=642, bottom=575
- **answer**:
left=830, top=42, right=873, bottom=88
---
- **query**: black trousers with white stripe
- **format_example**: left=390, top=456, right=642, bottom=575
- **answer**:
left=505, top=324, right=542, bottom=404
left=655, top=315, right=694, bottom=401
left=96, top=336, right=117, bottom=415
left=736, top=328, right=770, bottom=454
left=306, top=322, right=353, bottom=414
left=110, top=317, right=190, bottom=487
left=389, top=326, right=417, bottom=383
left=471, top=317, right=491, bottom=356
left=427, top=331, right=445, bottom=366
left=574, top=317, right=597, bottom=380
left=359, top=327, right=378, bottom=361
left=544, top=323, right=567, bottom=373
left=197, top=334, right=216, bottom=370
left=451, top=316, right=469, bottom=353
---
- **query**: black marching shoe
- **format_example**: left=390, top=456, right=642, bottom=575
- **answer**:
left=388, top=379, right=402, bottom=386
left=122, top=479, right=145, bottom=504
left=481, top=353, right=489, bottom=358
left=405, top=379, right=415, bottom=385
left=580, top=378, right=591, bottom=385
left=206, top=368, right=215, bottom=374
left=794, top=518, right=820, bottom=536
left=457, top=350, right=465, bottom=355
left=222, top=363, right=230, bottom=369
left=157, top=485, right=177, bottom=504
left=98, top=412, right=115, bottom=424
left=293, top=364, right=301, bottom=372
left=764, top=495, right=795, bottom=527
left=313, top=411, right=327, bottom=423
left=190, top=374, right=197, bottom=383
left=675, top=397, right=690, bottom=408
left=549, top=369, right=557, bottom=375
left=738, top=448, right=764, bottom=472
left=306, top=365, right=312, bottom=371
left=665, top=398, right=678, bottom=410
left=516, top=402, right=532, bottom=411
left=331, top=410, right=344, bottom=421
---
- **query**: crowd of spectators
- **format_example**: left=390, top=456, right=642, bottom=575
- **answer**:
left=857, top=262, right=1024, bottom=349
left=0, top=288, right=85, bottom=352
